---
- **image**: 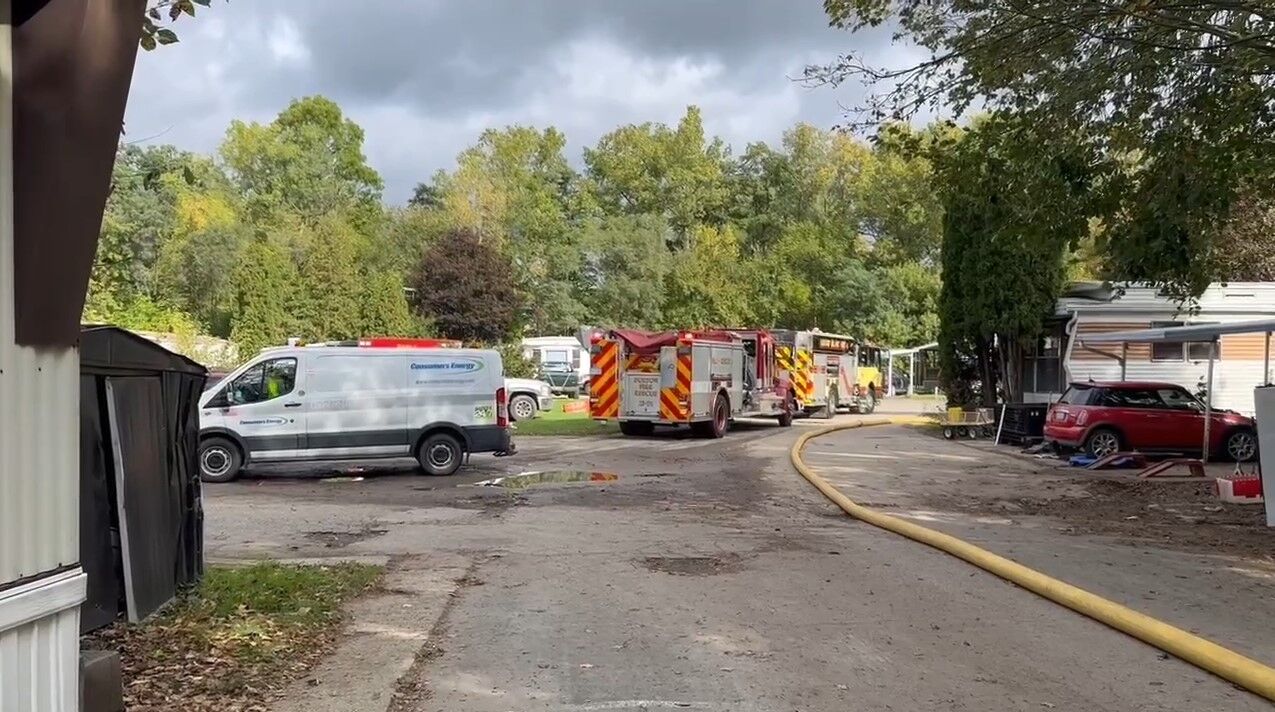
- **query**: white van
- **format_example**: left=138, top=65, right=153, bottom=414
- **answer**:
left=197, top=345, right=513, bottom=482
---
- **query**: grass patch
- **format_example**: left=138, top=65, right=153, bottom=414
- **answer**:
left=86, top=561, right=382, bottom=711
left=514, top=398, right=620, bottom=436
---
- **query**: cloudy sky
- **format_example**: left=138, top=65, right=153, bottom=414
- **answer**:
left=125, top=1, right=909, bottom=204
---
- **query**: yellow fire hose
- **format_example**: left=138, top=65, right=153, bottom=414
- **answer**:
left=791, top=419, right=1275, bottom=702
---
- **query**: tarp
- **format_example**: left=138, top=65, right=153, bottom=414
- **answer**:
left=79, top=326, right=206, bottom=630
left=608, top=329, right=736, bottom=354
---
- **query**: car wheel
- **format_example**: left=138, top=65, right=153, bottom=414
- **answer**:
left=1225, top=428, right=1258, bottom=463
left=1084, top=427, right=1123, bottom=458
left=199, top=437, right=243, bottom=483
left=509, top=394, right=538, bottom=422
left=417, top=433, right=464, bottom=476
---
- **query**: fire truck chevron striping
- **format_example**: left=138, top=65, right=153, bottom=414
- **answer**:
left=795, top=348, right=815, bottom=404
left=590, top=338, right=621, bottom=418
left=778, top=345, right=814, bottom=405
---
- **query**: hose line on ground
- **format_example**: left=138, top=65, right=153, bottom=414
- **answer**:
left=791, top=419, right=1275, bottom=703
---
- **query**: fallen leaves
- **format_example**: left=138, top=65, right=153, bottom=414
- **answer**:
left=84, top=562, right=381, bottom=712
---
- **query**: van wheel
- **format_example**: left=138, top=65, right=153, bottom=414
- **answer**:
left=417, top=433, right=464, bottom=476
left=199, top=437, right=243, bottom=483
left=509, top=394, right=537, bottom=422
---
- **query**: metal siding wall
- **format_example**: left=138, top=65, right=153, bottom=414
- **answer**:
left=1, top=10, right=89, bottom=712
left=0, top=582, right=83, bottom=712
left=0, top=344, right=80, bottom=584
left=0, top=5, right=79, bottom=586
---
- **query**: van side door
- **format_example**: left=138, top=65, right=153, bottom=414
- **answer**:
left=304, top=354, right=410, bottom=458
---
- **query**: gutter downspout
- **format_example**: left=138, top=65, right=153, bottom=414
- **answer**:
left=1061, top=311, right=1080, bottom=392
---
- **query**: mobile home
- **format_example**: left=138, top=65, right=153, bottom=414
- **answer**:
left=1020, top=282, right=1275, bottom=414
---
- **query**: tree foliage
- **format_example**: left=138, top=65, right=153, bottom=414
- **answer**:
left=91, top=98, right=949, bottom=368
left=409, top=229, right=524, bottom=344
left=811, top=0, right=1275, bottom=297
left=222, top=96, right=384, bottom=231
left=935, top=115, right=1099, bottom=404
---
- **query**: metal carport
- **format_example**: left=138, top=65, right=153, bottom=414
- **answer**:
left=1076, top=318, right=1275, bottom=462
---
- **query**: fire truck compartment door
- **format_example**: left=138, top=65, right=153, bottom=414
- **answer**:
left=624, top=371, right=662, bottom=418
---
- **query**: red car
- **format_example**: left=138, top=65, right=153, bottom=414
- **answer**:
left=1044, top=381, right=1258, bottom=462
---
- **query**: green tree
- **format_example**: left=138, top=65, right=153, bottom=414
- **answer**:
left=874, top=261, right=941, bottom=347
left=231, top=241, right=300, bottom=354
left=409, top=229, right=523, bottom=343
left=578, top=215, right=673, bottom=328
left=428, top=126, right=586, bottom=333
left=221, top=96, right=384, bottom=231
left=812, top=0, right=1275, bottom=297
left=360, top=271, right=418, bottom=337
left=294, top=216, right=363, bottom=341
left=585, top=106, right=730, bottom=245
left=663, top=225, right=754, bottom=328
left=140, top=0, right=221, bottom=50
left=934, top=115, right=1098, bottom=405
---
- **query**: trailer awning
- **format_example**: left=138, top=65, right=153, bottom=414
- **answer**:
left=1072, top=316, right=1275, bottom=463
left=1077, top=318, right=1275, bottom=344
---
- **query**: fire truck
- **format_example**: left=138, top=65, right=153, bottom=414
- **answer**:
left=589, top=329, right=794, bottom=437
left=772, top=330, right=880, bottom=417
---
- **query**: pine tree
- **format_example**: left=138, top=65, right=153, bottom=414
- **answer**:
left=360, top=271, right=417, bottom=337
left=230, top=241, right=299, bottom=354
left=295, top=216, right=362, bottom=341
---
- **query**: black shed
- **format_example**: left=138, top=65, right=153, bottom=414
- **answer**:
left=79, top=326, right=208, bottom=631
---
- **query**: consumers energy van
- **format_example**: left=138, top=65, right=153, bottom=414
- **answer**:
left=197, top=344, right=513, bottom=482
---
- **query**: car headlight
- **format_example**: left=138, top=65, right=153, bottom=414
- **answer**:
left=540, top=383, right=552, bottom=396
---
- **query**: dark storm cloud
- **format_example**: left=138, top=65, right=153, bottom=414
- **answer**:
left=288, top=0, right=879, bottom=112
left=124, top=0, right=905, bottom=202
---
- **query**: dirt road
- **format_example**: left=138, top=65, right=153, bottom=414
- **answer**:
left=204, top=411, right=1271, bottom=711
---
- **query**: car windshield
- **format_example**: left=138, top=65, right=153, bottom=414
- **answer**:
left=543, top=362, right=571, bottom=372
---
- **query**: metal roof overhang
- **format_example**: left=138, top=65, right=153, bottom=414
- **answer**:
left=1077, top=318, right=1275, bottom=345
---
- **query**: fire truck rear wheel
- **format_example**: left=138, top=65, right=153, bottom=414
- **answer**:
left=696, top=394, right=730, bottom=439
left=708, top=393, right=729, bottom=438
left=619, top=420, right=655, bottom=437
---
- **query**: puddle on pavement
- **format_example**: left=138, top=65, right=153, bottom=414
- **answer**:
left=303, top=528, right=387, bottom=548
left=474, top=470, right=620, bottom=490
left=641, top=554, right=746, bottom=576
